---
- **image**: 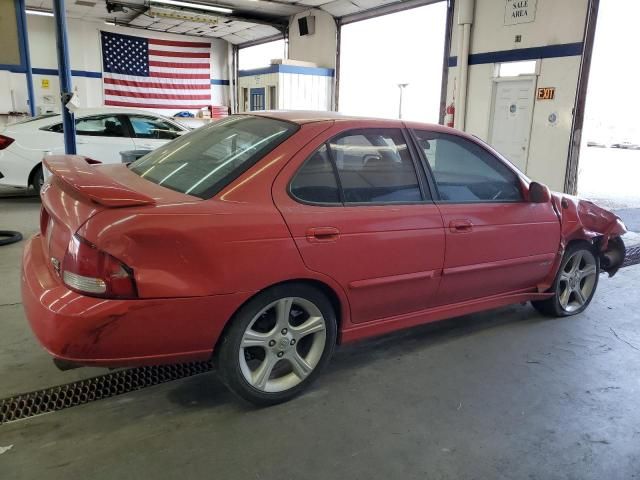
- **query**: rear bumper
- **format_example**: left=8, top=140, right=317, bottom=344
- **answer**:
left=21, top=234, right=251, bottom=368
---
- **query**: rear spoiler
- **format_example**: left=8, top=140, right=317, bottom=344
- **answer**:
left=44, top=155, right=156, bottom=207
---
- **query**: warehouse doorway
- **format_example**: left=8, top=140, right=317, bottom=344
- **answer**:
left=338, top=2, right=447, bottom=123
left=577, top=0, right=640, bottom=209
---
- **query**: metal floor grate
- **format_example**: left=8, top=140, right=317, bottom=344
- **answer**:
left=622, top=244, right=640, bottom=268
left=0, top=361, right=213, bottom=425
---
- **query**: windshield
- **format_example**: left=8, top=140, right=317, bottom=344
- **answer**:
left=129, top=115, right=298, bottom=199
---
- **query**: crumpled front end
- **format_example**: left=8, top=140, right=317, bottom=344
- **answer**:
left=552, top=194, right=628, bottom=276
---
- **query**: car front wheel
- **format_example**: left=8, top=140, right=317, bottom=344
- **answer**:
left=217, top=284, right=337, bottom=406
left=532, top=242, right=600, bottom=317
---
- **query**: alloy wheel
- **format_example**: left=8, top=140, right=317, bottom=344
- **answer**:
left=238, top=297, right=327, bottom=393
left=557, top=249, right=598, bottom=313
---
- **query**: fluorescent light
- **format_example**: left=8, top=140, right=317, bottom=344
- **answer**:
left=104, top=21, right=115, bottom=25
left=150, top=0, right=232, bottom=14
left=26, top=8, right=54, bottom=17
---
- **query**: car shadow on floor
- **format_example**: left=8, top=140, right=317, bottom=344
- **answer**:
left=165, top=303, right=548, bottom=410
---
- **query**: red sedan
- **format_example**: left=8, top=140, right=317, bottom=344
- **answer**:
left=22, top=112, right=627, bottom=405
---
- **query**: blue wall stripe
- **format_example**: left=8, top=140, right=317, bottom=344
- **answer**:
left=31, top=68, right=103, bottom=78
left=448, top=42, right=584, bottom=67
left=239, top=64, right=335, bottom=78
left=0, top=65, right=230, bottom=86
left=0, top=63, right=26, bottom=73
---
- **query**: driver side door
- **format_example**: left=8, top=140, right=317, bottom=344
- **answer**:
left=410, top=128, right=561, bottom=305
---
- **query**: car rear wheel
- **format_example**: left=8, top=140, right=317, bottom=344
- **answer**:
left=31, top=165, right=44, bottom=194
left=532, top=243, right=600, bottom=317
left=217, top=284, right=337, bottom=406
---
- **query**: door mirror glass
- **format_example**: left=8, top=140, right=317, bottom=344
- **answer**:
left=529, top=181, right=551, bottom=203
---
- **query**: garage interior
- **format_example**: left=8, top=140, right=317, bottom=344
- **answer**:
left=1, top=0, right=639, bottom=478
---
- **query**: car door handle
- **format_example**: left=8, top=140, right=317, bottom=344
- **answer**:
left=449, top=219, right=473, bottom=233
left=306, top=227, right=340, bottom=243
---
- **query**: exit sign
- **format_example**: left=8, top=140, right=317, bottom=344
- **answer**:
left=537, top=87, right=556, bottom=100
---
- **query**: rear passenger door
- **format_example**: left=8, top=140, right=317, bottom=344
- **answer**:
left=74, top=114, right=136, bottom=164
left=273, top=123, right=445, bottom=324
left=127, top=115, right=185, bottom=151
left=410, top=127, right=560, bottom=305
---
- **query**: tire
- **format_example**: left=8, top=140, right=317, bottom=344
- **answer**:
left=532, top=242, right=600, bottom=317
left=217, top=283, right=337, bottom=406
left=31, top=165, right=44, bottom=194
left=0, top=231, right=23, bottom=247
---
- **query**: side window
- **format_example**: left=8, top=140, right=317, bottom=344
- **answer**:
left=129, top=116, right=182, bottom=140
left=75, top=115, right=128, bottom=137
left=290, top=145, right=340, bottom=204
left=329, top=129, right=423, bottom=204
left=413, top=131, right=523, bottom=203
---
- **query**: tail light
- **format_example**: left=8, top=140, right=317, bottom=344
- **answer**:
left=0, top=135, right=14, bottom=150
left=62, top=235, right=138, bottom=299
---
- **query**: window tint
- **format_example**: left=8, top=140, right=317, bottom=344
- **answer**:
left=129, top=115, right=183, bottom=140
left=75, top=115, right=128, bottom=137
left=413, top=131, right=522, bottom=203
left=290, top=145, right=340, bottom=204
left=329, top=129, right=423, bottom=204
left=129, top=115, right=297, bottom=199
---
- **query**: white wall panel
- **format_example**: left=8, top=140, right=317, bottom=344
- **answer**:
left=6, top=15, right=230, bottom=116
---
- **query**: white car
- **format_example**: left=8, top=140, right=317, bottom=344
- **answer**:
left=0, top=107, right=189, bottom=192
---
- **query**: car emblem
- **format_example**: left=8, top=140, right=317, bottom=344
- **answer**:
left=50, top=257, right=61, bottom=277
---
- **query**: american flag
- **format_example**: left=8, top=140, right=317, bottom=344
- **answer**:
left=100, top=31, right=212, bottom=109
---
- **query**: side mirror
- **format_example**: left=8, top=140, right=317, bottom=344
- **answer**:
left=529, top=181, right=551, bottom=203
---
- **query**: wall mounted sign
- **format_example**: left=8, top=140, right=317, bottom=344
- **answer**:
left=504, top=0, right=537, bottom=25
left=41, top=79, right=50, bottom=89
left=537, top=87, right=555, bottom=100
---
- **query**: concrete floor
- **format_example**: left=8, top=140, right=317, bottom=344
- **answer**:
left=1, top=191, right=640, bottom=479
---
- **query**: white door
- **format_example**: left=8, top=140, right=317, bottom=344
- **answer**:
left=489, top=77, right=536, bottom=172
left=75, top=114, right=136, bottom=164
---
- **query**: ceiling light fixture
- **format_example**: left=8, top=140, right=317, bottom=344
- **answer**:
left=25, top=8, right=54, bottom=17
left=149, top=0, right=232, bottom=14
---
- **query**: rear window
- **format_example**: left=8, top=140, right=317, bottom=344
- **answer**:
left=129, top=115, right=298, bottom=199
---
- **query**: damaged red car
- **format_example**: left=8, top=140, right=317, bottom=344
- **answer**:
left=21, top=112, right=627, bottom=405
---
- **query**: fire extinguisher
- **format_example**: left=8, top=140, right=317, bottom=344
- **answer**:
left=445, top=102, right=455, bottom=128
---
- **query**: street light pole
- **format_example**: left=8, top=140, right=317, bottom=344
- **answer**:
left=397, top=83, right=409, bottom=120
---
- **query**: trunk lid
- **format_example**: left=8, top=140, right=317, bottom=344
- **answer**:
left=39, top=155, right=200, bottom=277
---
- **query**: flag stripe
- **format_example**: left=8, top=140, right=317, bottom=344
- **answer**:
left=105, top=99, right=209, bottom=109
left=149, top=60, right=210, bottom=69
left=148, top=49, right=209, bottom=58
left=104, top=77, right=210, bottom=90
left=148, top=45, right=211, bottom=54
left=149, top=71, right=210, bottom=79
left=105, top=72, right=210, bottom=85
left=148, top=38, right=211, bottom=48
left=149, top=55, right=211, bottom=64
left=105, top=82, right=210, bottom=95
left=105, top=89, right=211, bottom=100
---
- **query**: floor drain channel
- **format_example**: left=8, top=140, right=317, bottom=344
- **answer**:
left=622, top=244, right=640, bottom=268
left=0, top=361, right=213, bottom=425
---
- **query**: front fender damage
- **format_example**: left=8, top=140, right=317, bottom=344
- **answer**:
left=552, top=194, right=627, bottom=277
